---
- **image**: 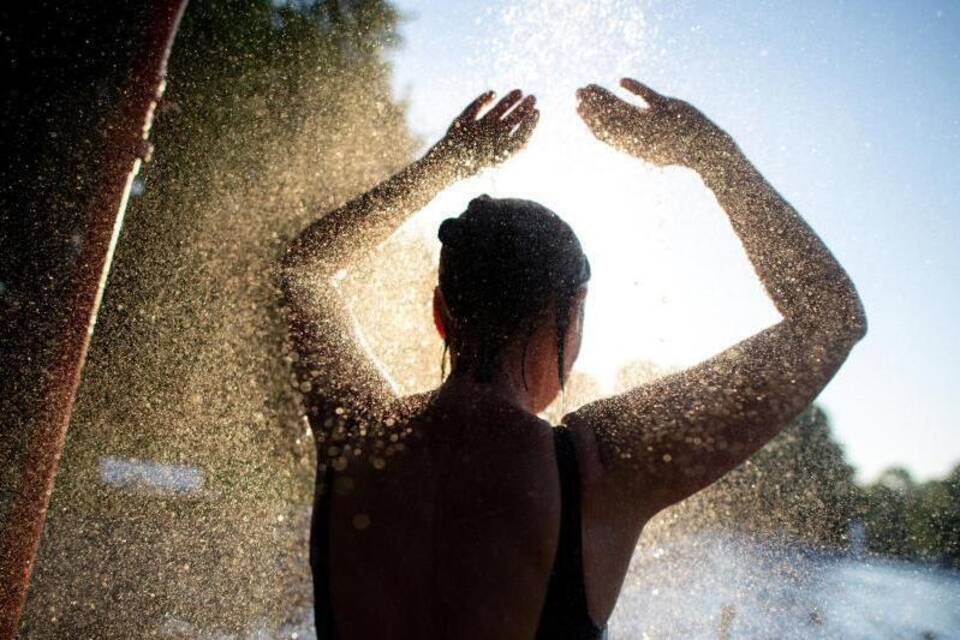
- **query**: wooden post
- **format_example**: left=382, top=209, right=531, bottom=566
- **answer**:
left=0, top=2, right=188, bottom=636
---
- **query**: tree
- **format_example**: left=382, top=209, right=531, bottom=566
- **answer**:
left=858, top=462, right=960, bottom=567
left=859, top=467, right=915, bottom=558
left=647, top=405, right=859, bottom=550
left=936, top=464, right=960, bottom=568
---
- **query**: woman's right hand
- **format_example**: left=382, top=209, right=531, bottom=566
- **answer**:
left=427, top=89, right=539, bottom=178
left=576, top=79, right=731, bottom=168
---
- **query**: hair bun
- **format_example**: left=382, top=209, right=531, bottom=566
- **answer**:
left=438, top=218, right=465, bottom=247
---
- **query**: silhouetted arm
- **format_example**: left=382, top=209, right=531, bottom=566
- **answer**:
left=567, top=80, right=866, bottom=516
left=279, top=90, right=539, bottom=424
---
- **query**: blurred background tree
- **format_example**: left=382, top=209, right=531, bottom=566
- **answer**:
left=641, top=404, right=859, bottom=550
left=858, top=463, right=960, bottom=568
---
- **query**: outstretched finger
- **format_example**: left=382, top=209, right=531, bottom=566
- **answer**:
left=508, top=108, right=539, bottom=150
left=485, top=89, right=524, bottom=120
left=576, top=84, right=625, bottom=113
left=457, top=90, right=496, bottom=122
left=620, top=78, right=666, bottom=106
left=502, top=95, right=537, bottom=127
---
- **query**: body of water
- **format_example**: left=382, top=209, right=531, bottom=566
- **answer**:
left=611, top=532, right=960, bottom=639
left=158, top=531, right=960, bottom=638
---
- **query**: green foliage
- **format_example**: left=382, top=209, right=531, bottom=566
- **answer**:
left=671, top=405, right=860, bottom=549
left=859, top=463, right=960, bottom=568
left=652, top=402, right=960, bottom=569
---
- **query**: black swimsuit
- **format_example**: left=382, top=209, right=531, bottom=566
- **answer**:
left=311, top=425, right=607, bottom=639
left=536, top=426, right=608, bottom=639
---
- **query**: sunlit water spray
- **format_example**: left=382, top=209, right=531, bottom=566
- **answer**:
left=381, top=0, right=779, bottom=396
left=352, top=3, right=960, bottom=637
left=18, top=2, right=957, bottom=638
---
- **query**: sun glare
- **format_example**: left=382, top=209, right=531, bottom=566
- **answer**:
left=380, top=0, right=784, bottom=397
left=395, top=103, right=780, bottom=395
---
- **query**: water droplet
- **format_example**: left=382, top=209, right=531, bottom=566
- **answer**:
left=333, top=476, right=354, bottom=495
left=352, top=513, right=371, bottom=530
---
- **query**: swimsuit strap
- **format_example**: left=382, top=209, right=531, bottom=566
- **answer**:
left=311, top=463, right=340, bottom=639
left=536, top=425, right=608, bottom=639
left=311, top=425, right=607, bottom=638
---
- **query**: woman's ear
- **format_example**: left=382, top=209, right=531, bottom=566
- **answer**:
left=433, top=286, right=447, bottom=341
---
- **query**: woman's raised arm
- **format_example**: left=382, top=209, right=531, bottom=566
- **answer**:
left=281, top=89, right=538, bottom=280
left=566, top=80, right=866, bottom=518
left=278, top=90, right=539, bottom=420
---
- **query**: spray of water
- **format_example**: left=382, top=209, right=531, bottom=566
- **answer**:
left=17, top=1, right=953, bottom=638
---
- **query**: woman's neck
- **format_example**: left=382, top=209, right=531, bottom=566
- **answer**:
left=441, top=367, right=534, bottom=414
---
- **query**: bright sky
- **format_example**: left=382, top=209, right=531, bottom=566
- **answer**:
left=385, top=0, right=960, bottom=482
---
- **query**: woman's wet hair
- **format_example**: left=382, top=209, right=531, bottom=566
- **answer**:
left=437, top=195, right=591, bottom=388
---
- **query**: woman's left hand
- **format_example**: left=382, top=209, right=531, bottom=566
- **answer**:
left=576, top=79, right=730, bottom=169
left=427, top=89, right=539, bottom=177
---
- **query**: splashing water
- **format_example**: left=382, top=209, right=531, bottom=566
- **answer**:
left=13, top=1, right=959, bottom=638
left=383, top=0, right=779, bottom=397
left=20, top=3, right=418, bottom=636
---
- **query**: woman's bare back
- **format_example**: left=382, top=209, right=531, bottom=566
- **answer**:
left=324, top=386, right=561, bottom=639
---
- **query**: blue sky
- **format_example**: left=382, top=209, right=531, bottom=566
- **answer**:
left=385, top=0, right=959, bottom=481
